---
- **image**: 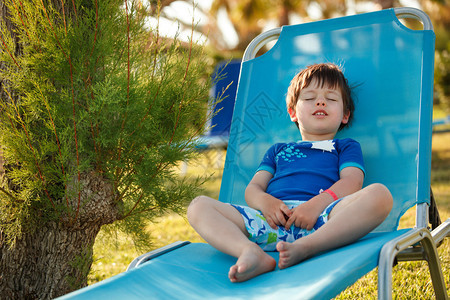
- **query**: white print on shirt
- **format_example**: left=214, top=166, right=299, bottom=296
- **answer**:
left=311, top=140, right=335, bottom=152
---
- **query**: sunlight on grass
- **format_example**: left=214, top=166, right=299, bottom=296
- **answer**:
left=89, top=229, right=139, bottom=284
left=89, top=133, right=450, bottom=298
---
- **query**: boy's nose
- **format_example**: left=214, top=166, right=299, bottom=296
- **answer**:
left=316, top=99, right=326, bottom=106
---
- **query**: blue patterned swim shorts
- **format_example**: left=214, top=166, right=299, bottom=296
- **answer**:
left=231, top=199, right=341, bottom=251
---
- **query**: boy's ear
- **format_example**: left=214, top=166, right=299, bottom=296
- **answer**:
left=342, top=110, right=350, bottom=124
left=288, top=107, right=298, bottom=122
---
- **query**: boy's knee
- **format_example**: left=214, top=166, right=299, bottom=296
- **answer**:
left=366, top=183, right=393, bottom=214
left=187, top=195, right=208, bottom=222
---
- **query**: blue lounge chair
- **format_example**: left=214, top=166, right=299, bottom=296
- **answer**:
left=195, top=60, right=241, bottom=150
left=60, top=7, right=449, bottom=299
left=183, top=60, right=240, bottom=173
left=433, top=115, right=450, bottom=133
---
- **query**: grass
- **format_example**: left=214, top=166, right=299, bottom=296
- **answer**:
left=89, top=133, right=450, bottom=298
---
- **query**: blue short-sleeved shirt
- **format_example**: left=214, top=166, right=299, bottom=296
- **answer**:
left=257, top=138, right=365, bottom=201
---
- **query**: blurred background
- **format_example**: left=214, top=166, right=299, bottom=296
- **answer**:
left=149, top=0, right=449, bottom=111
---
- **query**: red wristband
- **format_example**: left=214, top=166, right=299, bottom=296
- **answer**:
left=323, top=189, right=339, bottom=201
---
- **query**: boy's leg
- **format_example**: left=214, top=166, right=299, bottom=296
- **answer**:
left=187, top=196, right=276, bottom=282
left=277, top=183, right=393, bottom=269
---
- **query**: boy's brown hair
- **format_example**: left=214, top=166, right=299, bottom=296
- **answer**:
left=286, top=63, right=354, bottom=130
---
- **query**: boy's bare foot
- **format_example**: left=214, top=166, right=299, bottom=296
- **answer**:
left=276, top=241, right=309, bottom=269
left=228, top=244, right=276, bottom=282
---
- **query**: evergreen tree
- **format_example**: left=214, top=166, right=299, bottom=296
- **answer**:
left=0, top=0, right=213, bottom=298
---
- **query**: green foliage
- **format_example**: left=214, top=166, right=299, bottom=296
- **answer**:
left=435, top=48, right=450, bottom=110
left=0, top=0, right=213, bottom=245
left=430, top=5, right=450, bottom=111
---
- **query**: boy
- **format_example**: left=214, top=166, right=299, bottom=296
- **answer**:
left=187, top=63, right=393, bottom=283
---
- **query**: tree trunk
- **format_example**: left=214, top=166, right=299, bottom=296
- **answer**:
left=1, top=222, right=100, bottom=299
left=0, top=171, right=121, bottom=299
left=376, top=0, right=395, bottom=9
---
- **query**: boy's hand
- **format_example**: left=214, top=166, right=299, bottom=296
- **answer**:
left=245, top=170, right=292, bottom=229
left=259, top=196, right=292, bottom=230
left=284, top=200, right=323, bottom=230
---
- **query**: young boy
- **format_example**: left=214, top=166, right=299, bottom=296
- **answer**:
left=187, top=63, right=393, bottom=283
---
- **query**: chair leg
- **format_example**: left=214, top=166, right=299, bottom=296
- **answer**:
left=421, top=231, right=448, bottom=300
left=378, top=228, right=448, bottom=300
left=378, top=231, right=409, bottom=300
left=429, top=188, right=442, bottom=230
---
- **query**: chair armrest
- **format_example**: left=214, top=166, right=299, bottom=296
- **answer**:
left=431, top=218, right=450, bottom=246
left=127, top=241, right=190, bottom=271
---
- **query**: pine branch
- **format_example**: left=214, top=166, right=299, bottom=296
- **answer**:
left=11, top=0, right=34, bottom=46
left=169, top=16, right=195, bottom=146
left=36, top=83, right=70, bottom=212
left=4, top=88, right=56, bottom=210
left=38, top=0, right=81, bottom=222
left=126, top=206, right=157, bottom=218
left=88, top=0, right=99, bottom=60
left=59, top=0, right=67, bottom=35
left=0, top=186, right=22, bottom=203
left=119, top=192, right=145, bottom=220
left=70, top=0, right=77, bottom=22
left=115, top=0, right=132, bottom=184
left=17, top=0, right=43, bottom=51
left=0, top=33, right=20, bottom=69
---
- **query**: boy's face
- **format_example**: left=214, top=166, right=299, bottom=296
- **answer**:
left=288, top=77, right=350, bottom=141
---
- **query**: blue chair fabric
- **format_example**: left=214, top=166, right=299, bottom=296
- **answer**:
left=219, top=8, right=434, bottom=232
left=60, top=230, right=409, bottom=299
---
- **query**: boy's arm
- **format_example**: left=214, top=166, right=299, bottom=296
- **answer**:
left=285, top=166, right=364, bottom=230
left=245, top=170, right=292, bottom=229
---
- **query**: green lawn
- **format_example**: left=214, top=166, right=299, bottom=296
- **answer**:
left=89, top=132, right=450, bottom=298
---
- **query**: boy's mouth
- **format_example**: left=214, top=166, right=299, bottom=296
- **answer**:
left=313, top=110, right=327, bottom=116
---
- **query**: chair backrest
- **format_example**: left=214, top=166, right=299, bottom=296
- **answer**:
left=218, top=8, right=435, bottom=232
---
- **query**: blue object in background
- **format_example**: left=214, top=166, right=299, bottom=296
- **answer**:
left=208, top=60, right=240, bottom=137
left=196, top=60, right=241, bottom=150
